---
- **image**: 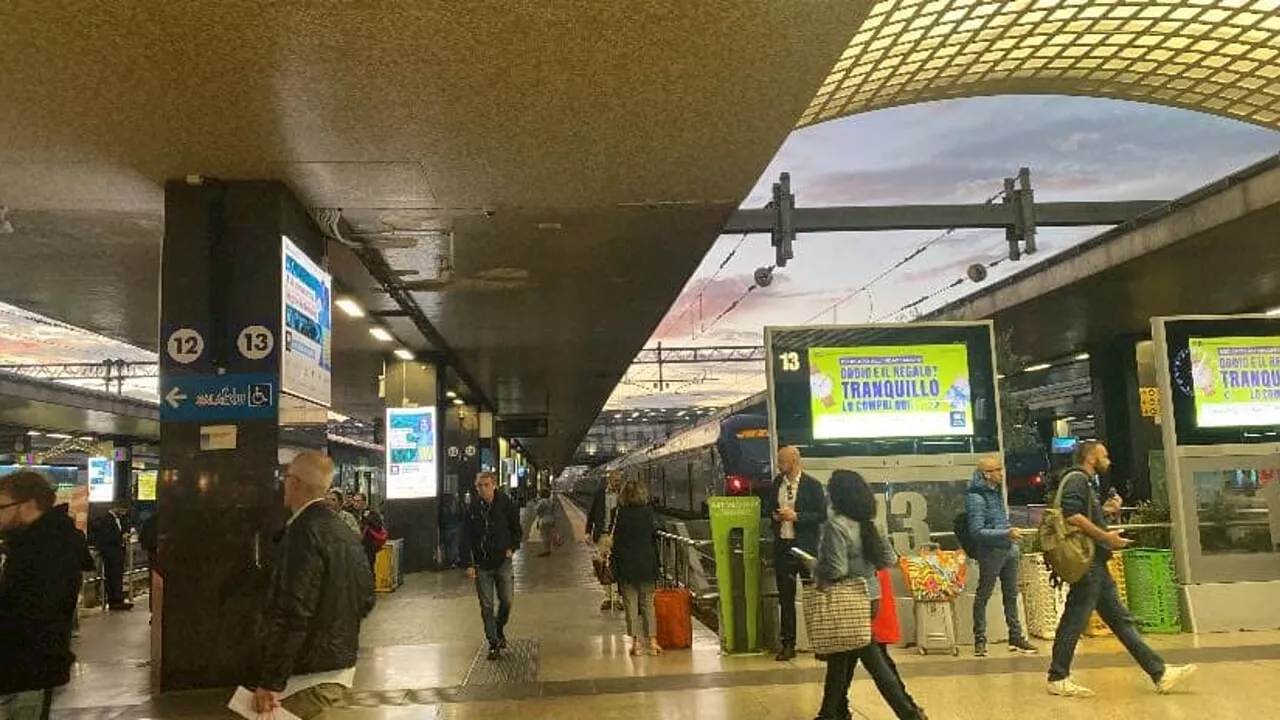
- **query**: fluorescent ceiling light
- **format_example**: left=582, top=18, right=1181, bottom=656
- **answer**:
left=445, top=390, right=458, bottom=399
left=452, top=397, right=465, bottom=405
left=46, top=433, right=71, bottom=439
left=1267, top=307, right=1280, bottom=316
left=369, top=327, right=393, bottom=342
left=26, top=430, right=41, bottom=436
left=335, top=298, right=366, bottom=318
left=1073, top=352, right=1090, bottom=361
left=1023, top=363, right=1052, bottom=372
left=393, top=348, right=415, bottom=361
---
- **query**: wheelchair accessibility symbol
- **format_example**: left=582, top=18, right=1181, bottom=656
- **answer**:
left=249, top=383, right=274, bottom=408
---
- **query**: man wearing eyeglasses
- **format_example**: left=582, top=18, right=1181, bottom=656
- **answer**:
left=0, top=470, right=87, bottom=720
left=966, top=455, right=1038, bottom=658
left=251, top=451, right=375, bottom=718
left=767, top=446, right=826, bottom=662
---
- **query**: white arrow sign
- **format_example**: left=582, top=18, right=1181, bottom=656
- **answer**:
left=165, top=386, right=188, bottom=409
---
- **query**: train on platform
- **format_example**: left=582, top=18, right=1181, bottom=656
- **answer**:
left=576, top=392, right=773, bottom=518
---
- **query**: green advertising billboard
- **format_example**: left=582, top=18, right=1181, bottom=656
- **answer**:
left=708, top=496, right=761, bottom=654
left=807, top=343, right=974, bottom=440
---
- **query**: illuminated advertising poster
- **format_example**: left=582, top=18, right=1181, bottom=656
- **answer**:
left=137, top=470, right=158, bottom=501
left=281, top=236, right=333, bottom=407
left=88, top=456, right=115, bottom=503
left=807, top=344, right=974, bottom=439
left=1189, top=336, right=1280, bottom=428
left=385, top=407, right=438, bottom=499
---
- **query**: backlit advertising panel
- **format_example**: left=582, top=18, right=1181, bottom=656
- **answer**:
left=385, top=407, right=438, bottom=499
left=88, top=456, right=115, bottom=503
left=281, top=236, right=332, bottom=407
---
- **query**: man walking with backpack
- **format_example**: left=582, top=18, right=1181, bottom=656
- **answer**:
left=963, top=456, right=1038, bottom=657
left=1043, top=440, right=1195, bottom=699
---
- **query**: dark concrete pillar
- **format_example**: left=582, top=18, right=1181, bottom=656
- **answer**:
left=1088, top=335, right=1162, bottom=501
left=156, top=180, right=328, bottom=691
left=383, top=359, right=442, bottom=573
left=113, top=440, right=132, bottom=505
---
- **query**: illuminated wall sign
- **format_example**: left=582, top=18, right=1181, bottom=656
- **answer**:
left=281, top=236, right=332, bottom=407
left=385, top=407, right=438, bottom=499
left=137, top=470, right=158, bottom=501
left=88, top=456, right=115, bottom=503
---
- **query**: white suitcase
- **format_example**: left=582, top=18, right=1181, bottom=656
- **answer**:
left=914, top=600, right=959, bottom=656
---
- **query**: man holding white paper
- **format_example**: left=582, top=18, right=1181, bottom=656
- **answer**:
left=249, top=451, right=376, bottom=717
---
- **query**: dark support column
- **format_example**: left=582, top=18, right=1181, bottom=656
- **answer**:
left=1089, top=335, right=1161, bottom=501
left=383, top=359, right=442, bottom=573
left=113, top=440, right=132, bottom=505
left=157, top=180, right=327, bottom=691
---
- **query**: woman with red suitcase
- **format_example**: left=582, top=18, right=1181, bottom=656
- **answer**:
left=611, top=480, right=663, bottom=656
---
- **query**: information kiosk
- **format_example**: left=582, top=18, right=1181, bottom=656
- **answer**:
left=764, top=322, right=1017, bottom=644
left=1152, top=315, right=1280, bottom=632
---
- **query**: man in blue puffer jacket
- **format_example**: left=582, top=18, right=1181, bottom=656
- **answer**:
left=966, top=456, right=1038, bottom=657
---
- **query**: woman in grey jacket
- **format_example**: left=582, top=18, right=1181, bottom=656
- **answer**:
left=814, top=470, right=926, bottom=720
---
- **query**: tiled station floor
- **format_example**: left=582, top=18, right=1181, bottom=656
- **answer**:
left=56, top=499, right=1280, bottom=719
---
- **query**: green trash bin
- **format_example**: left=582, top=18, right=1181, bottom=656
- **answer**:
left=1121, top=549, right=1183, bottom=634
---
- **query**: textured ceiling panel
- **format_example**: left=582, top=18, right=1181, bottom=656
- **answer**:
left=802, top=0, right=1280, bottom=130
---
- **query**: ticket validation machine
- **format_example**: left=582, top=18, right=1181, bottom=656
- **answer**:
left=1153, top=316, right=1280, bottom=632
left=765, top=322, right=1021, bottom=645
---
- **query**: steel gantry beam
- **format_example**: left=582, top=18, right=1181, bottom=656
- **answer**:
left=0, top=360, right=159, bottom=395
left=631, top=345, right=767, bottom=364
left=729, top=168, right=1168, bottom=265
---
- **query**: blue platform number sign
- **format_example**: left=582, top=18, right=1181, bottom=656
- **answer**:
left=160, top=373, right=278, bottom=423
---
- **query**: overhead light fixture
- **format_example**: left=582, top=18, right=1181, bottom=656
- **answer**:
left=26, top=430, right=41, bottom=436
left=393, top=348, right=415, bottom=361
left=1267, top=307, right=1280, bottom=316
left=46, top=433, right=71, bottom=439
left=1073, top=352, right=1091, bottom=362
left=1023, top=363, right=1052, bottom=373
left=452, top=397, right=465, bottom=406
left=369, top=327, right=393, bottom=342
left=336, top=298, right=366, bottom=318
left=445, top=390, right=457, bottom=399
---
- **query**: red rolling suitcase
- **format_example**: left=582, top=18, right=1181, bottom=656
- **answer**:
left=654, top=587, right=693, bottom=650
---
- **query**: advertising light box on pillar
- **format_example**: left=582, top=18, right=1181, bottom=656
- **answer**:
left=385, top=407, right=439, bottom=499
left=88, top=456, right=116, bottom=503
left=764, top=322, right=1002, bottom=558
left=281, top=235, right=333, bottom=407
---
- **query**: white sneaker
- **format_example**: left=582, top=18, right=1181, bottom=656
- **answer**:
left=1048, top=677, right=1096, bottom=698
left=1156, top=664, right=1197, bottom=694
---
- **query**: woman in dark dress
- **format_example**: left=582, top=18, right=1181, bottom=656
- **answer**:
left=610, top=480, right=662, bottom=656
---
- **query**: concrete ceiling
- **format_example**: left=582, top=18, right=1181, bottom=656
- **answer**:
left=0, top=1, right=871, bottom=466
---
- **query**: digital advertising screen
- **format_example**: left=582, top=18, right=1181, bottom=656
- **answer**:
left=1187, top=336, right=1280, bottom=428
left=281, top=236, right=333, bottom=407
left=767, top=323, right=1000, bottom=456
left=385, top=407, right=438, bottom=499
left=807, top=344, right=974, bottom=440
left=137, top=470, right=158, bottom=502
left=1163, top=318, right=1280, bottom=446
left=88, top=456, right=115, bottom=503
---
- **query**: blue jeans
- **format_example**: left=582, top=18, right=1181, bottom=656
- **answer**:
left=1048, top=559, right=1165, bottom=682
left=475, top=560, right=514, bottom=647
left=973, top=544, right=1025, bottom=642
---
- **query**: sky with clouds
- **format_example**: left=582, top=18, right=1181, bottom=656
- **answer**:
left=606, top=95, right=1280, bottom=410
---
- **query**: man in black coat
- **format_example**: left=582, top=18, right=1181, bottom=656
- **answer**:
left=462, top=471, right=522, bottom=660
left=766, top=445, right=827, bottom=661
left=0, top=471, right=86, bottom=718
left=251, top=451, right=376, bottom=718
left=89, top=501, right=134, bottom=611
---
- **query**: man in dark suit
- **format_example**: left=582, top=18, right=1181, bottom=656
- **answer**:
left=88, top=502, right=133, bottom=611
left=767, top=445, right=827, bottom=661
